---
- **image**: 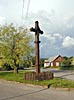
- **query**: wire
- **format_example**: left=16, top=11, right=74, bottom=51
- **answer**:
left=25, top=0, right=30, bottom=19
left=22, top=0, right=25, bottom=20
left=21, top=0, right=30, bottom=25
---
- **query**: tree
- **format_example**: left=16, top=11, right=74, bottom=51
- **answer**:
left=40, top=58, right=45, bottom=67
left=0, top=24, right=34, bottom=73
left=63, top=56, right=68, bottom=60
left=71, top=57, right=74, bottom=66
left=60, top=59, right=71, bottom=70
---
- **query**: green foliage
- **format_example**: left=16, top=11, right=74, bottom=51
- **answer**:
left=63, top=56, right=69, bottom=60
left=31, top=56, right=35, bottom=67
left=71, top=57, right=74, bottom=66
left=40, top=58, right=45, bottom=67
left=30, top=57, right=46, bottom=68
left=0, top=24, right=34, bottom=73
left=61, top=59, right=71, bottom=66
left=2, top=63, right=12, bottom=71
left=0, top=59, right=3, bottom=68
left=60, top=58, right=74, bottom=70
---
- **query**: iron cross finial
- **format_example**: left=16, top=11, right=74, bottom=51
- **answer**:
left=30, top=21, right=43, bottom=34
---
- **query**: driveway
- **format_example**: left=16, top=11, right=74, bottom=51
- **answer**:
left=0, top=80, right=74, bottom=100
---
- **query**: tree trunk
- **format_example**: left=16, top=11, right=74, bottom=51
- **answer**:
left=13, top=59, right=19, bottom=74
left=14, top=67, right=18, bottom=74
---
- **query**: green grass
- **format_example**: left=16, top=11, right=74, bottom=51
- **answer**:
left=0, top=71, right=74, bottom=88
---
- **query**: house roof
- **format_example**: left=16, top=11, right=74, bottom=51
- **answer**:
left=45, top=55, right=62, bottom=63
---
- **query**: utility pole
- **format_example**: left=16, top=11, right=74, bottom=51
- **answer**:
left=30, top=21, right=43, bottom=75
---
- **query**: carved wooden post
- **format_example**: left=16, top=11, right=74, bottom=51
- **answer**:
left=30, top=21, right=43, bottom=75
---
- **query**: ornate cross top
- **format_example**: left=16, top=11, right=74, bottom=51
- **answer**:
left=30, top=21, right=43, bottom=34
left=30, top=21, right=43, bottom=75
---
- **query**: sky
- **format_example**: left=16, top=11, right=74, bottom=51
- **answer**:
left=0, top=0, right=74, bottom=58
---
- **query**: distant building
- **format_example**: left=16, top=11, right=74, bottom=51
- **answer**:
left=44, top=55, right=64, bottom=67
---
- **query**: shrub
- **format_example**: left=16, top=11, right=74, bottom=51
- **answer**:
left=2, top=63, right=12, bottom=71
left=60, top=59, right=73, bottom=70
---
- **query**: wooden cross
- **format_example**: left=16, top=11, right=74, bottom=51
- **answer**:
left=30, top=21, right=43, bottom=75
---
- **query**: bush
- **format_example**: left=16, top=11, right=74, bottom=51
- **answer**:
left=2, top=63, right=12, bottom=71
left=60, top=59, right=71, bottom=70
left=60, top=59, right=74, bottom=70
left=60, top=65, right=74, bottom=70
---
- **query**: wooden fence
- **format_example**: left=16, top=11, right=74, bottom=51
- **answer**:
left=24, top=72, right=53, bottom=81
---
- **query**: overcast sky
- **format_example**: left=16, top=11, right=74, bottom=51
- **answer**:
left=0, top=0, right=74, bottom=58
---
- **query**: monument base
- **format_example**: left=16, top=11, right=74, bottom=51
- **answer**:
left=24, top=71, right=54, bottom=81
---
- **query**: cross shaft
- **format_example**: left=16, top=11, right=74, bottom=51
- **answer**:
left=30, top=21, right=43, bottom=75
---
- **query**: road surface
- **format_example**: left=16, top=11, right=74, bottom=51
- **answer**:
left=0, top=80, right=74, bottom=100
left=25, top=68, right=74, bottom=80
left=41, top=68, right=74, bottom=80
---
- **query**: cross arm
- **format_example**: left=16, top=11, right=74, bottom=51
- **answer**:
left=39, top=29, right=43, bottom=34
left=30, top=27, right=43, bottom=34
left=30, top=27, right=36, bottom=32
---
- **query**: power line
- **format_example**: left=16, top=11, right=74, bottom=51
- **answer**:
left=22, top=0, right=25, bottom=20
left=25, top=0, right=30, bottom=19
left=21, top=0, right=30, bottom=25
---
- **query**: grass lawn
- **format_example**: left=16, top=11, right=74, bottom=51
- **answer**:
left=0, top=70, right=74, bottom=88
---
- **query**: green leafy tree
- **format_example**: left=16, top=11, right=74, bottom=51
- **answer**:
left=60, top=59, right=71, bottom=70
left=0, top=24, right=34, bottom=73
left=71, top=57, right=74, bottom=66
left=40, top=58, right=45, bottom=67
left=63, top=56, right=68, bottom=60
